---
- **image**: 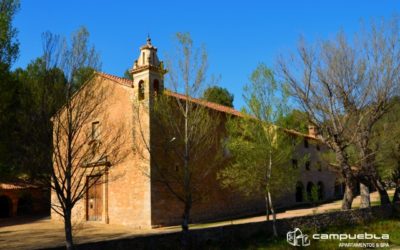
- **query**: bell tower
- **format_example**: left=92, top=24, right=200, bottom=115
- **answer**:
left=130, top=36, right=167, bottom=102
left=129, top=37, right=166, bottom=228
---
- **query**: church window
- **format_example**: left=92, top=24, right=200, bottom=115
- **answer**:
left=139, top=80, right=145, bottom=100
left=153, top=79, right=159, bottom=96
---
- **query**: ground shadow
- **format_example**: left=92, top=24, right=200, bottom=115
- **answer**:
left=0, top=214, right=49, bottom=227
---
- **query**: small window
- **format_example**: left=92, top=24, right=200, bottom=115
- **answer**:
left=292, top=159, right=298, bottom=168
left=316, top=144, right=320, bottom=151
left=138, top=80, right=145, bottom=100
left=304, top=139, right=309, bottom=148
left=91, top=122, right=100, bottom=141
left=142, top=52, right=145, bottom=65
left=305, top=161, right=311, bottom=171
left=153, top=79, right=159, bottom=96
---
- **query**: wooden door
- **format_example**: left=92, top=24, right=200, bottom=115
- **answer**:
left=87, top=175, right=103, bottom=221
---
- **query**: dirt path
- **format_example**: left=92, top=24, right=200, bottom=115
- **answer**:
left=0, top=190, right=394, bottom=250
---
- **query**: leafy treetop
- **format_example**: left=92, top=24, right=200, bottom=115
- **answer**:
left=202, top=86, right=234, bottom=107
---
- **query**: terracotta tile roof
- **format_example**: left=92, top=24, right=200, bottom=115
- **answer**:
left=0, top=182, right=38, bottom=190
left=164, top=90, right=246, bottom=118
left=163, top=91, right=318, bottom=140
left=94, top=71, right=245, bottom=117
left=96, top=72, right=133, bottom=87
left=96, top=72, right=316, bottom=140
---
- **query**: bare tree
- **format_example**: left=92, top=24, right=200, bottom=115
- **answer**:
left=44, top=28, right=128, bottom=250
left=277, top=18, right=400, bottom=209
left=51, top=78, right=128, bottom=249
left=277, top=39, right=358, bottom=210
left=134, top=33, right=222, bottom=248
left=349, top=20, right=400, bottom=206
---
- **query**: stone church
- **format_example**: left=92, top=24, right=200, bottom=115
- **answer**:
left=51, top=38, right=339, bottom=228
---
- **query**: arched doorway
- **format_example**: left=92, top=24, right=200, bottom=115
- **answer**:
left=0, top=195, right=12, bottom=218
left=306, top=182, right=315, bottom=201
left=295, top=181, right=304, bottom=202
left=317, top=181, right=324, bottom=200
left=17, top=193, right=33, bottom=216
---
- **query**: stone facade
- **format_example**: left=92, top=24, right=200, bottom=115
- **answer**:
left=51, top=38, right=338, bottom=228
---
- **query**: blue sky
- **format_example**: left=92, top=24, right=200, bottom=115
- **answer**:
left=13, top=1, right=400, bottom=109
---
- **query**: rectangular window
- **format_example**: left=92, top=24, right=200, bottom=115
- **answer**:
left=92, top=121, right=100, bottom=141
left=316, top=144, right=320, bottom=151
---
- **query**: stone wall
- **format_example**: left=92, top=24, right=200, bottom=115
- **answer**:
left=150, top=115, right=337, bottom=227
left=46, top=205, right=394, bottom=250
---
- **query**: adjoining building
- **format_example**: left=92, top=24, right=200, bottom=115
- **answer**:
left=51, top=38, right=338, bottom=228
left=0, top=182, right=49, bottom=218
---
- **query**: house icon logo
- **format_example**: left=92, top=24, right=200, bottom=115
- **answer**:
left=287, top=228, right=311, bottom=246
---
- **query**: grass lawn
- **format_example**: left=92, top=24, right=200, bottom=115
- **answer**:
left=204, top=218, right=400, bottom=249
left=325, top=192, right=394, bottom=213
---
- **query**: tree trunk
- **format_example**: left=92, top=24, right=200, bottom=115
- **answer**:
left=267, top=191, right=277, bottom=237
left=334, top=147, right=356, bottom=210
left=373, top=177, right=391, bottom=205
left=265, top=195, right=270, bottom=221
left=181, top=201, right=191, bottom=250
left=393, top=187, right=400, bottom=204
left=356, top=135, right=374, bottom=208
left=342, top=176, right=356, bottom=210
left=359, top=181, right=370, bottom=208
left=181, top=85, right=191, bottom=250
left=64, top=209, right=74, bottom=250
left=265, top=150, right=272, bottom=222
